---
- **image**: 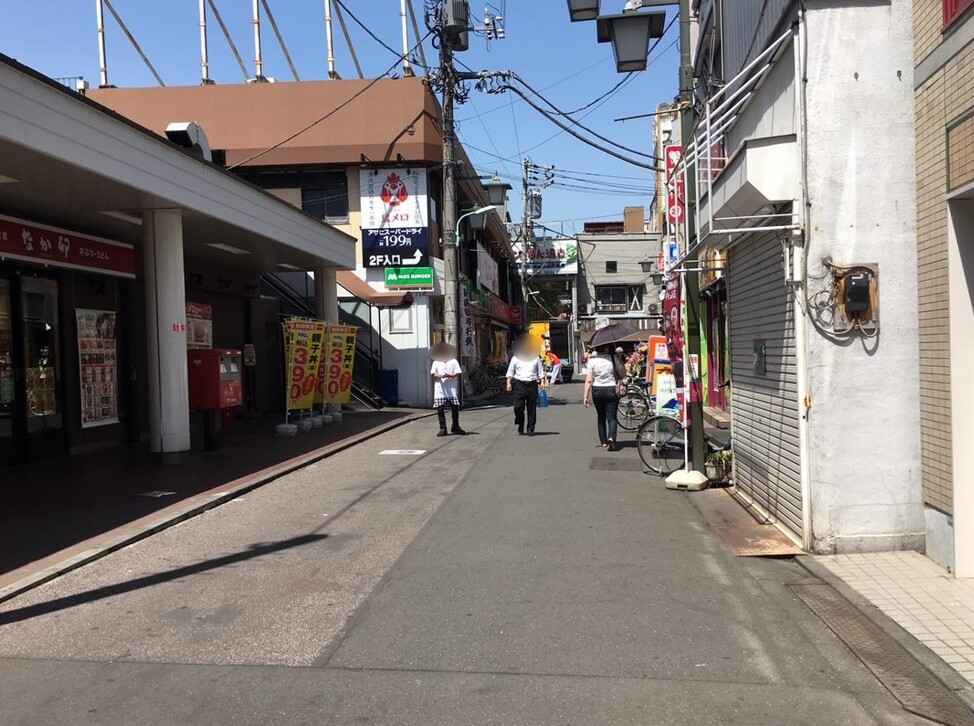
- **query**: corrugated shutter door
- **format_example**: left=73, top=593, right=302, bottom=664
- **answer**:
left=727, top=232, right=803, bottom=539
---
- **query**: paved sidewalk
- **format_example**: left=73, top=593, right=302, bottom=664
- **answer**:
left=817, top=551, right=974, bottom=684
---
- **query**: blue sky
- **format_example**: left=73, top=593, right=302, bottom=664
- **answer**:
left=0, top=1, right=679, bottom=233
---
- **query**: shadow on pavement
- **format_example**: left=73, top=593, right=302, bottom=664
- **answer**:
left=0, top=534, right=328, bottom=626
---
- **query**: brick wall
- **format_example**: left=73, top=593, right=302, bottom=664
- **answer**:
left=915, top=15, right=974, bottom=513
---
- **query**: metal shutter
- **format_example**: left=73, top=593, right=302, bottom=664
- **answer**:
left=727, top=232, right=803, bottom=539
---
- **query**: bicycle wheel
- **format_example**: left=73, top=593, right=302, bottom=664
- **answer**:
left=637, top=415, right=686, bottom=476
left=488, top=375, right=508, bottom=393
left=616, top=391, right=650, bottom=430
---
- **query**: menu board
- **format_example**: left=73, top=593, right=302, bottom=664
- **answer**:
left=76, top=309, right=118, bottom=428
left=186, top=302, right=213, bottom=350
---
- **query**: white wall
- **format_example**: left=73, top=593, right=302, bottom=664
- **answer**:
left=803, top=0, right=923, bottom=552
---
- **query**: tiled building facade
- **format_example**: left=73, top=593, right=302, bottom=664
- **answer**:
left=914, top=0, right=974, bottom=572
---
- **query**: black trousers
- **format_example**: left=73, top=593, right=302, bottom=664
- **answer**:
left=512, top=380, right=539, bottom=432
left=592, top=386, right=619, bottom=445
left=436, top=402, right=460, bottom=430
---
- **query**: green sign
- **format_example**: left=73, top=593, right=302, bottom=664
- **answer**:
left=385, top=267, right=434, bottom=289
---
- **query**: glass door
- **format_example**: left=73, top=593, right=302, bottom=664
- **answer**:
left=21, top=277, right=64, bottom=460
left=0, top=277, right=15, bottom=464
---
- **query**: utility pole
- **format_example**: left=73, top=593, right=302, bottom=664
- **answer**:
left=441, top=39, right=459, bottom=349
left=520, top=156, right=532, bottom=328
left=678, top=0, right=706, bottom=473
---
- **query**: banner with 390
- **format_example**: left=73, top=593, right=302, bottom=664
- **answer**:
left=316, top=325, right=358, bottom=405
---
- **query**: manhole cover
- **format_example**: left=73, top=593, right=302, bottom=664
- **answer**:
left=792, top=582, right=974, bottom=725
left=590, top=458, right=645, bottom=472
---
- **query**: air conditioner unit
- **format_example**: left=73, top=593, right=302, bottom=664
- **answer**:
left=648, top=302, right=659, bottom=314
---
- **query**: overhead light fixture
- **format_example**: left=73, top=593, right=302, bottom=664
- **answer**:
left=0, top=174, right=18, bottom=184
left=597, top=10, right=667, bottom=73
left=485, top=173, right=513, bottom=206
left=396, top=153, right=407, bottom=166
left=567, top=0, right=600, bottom=21
left=639, top=256, right=654, bottom=273
left=99, top=210, right=143, bottom=226
left=276, top=262, right=303, bottom=271
left=360, top=153, right=372, bottom=168
left=206, top=242, right=250, bottom=255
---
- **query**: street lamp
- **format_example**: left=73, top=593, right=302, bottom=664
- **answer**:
left=452, top=205, right=497, bottom=357
left=597, top=10, right=666, bottom=72
left=484, top=174, right=512, bottom=207
left=567, top=0, right=601, bottom=21
left=456, top=205, right=497, bottom=243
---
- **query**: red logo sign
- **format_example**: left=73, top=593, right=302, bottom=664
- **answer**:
left=0, top=214, right=135, bottom=278
left=380, top=173, right=409, bottom=207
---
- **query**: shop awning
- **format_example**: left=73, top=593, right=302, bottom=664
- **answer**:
left=337, top=271, right=413, bottom=308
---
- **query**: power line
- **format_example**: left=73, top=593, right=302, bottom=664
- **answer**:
left=332, top=0, right=431, bottom=71
left=228, top=29, right=433, bottom=169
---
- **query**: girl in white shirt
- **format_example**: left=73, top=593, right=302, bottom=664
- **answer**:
left=583, top=345, right=626, bottom=450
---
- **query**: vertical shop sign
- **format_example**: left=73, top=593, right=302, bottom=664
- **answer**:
left=185, top=302, right=213, bottom=350
left=320, top=325, right=357, bottom=404
left=664, top=145, right=685, bottom=225
left=460, top=285, right=476, bottom=357
left=663, top=275, right=684, bottom=387
left=284, top=319, right=324, bottom=410
left=76, top=309, right=118, bottom=428
left=360, top=168, right=430, bottom=269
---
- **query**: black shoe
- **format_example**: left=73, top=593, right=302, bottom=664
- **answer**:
left=606, top=439, right=616, bottom=451
left=451, top=427, right=468, bottom=436
left=527, top=431, right=535, bottom=437
left=517, top=426, right=524, bottom=435
left=437, top=429, right=448, bottom=437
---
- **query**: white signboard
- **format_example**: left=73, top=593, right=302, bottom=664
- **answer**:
left=477, top=243, right=500, bottom=295
left=360, top=168, right=428, bottom=230
left=513, top=238, right=579, bottom=276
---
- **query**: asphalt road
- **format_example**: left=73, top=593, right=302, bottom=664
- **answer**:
left=0, top=385, right=932, bottom=725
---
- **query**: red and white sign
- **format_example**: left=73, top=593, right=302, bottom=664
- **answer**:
left=0, top=214, right=135, bottom=278
left=664, top=145, right=686, bottom=225
left=360, top=168, right=428, bottom=230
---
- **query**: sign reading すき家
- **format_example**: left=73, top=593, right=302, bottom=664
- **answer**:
left=360, top=169, right=430, bottom=269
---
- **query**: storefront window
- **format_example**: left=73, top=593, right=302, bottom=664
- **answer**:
left=0, top=279, right=13, bottom=456
left=21, top=277, right=61, bottom=442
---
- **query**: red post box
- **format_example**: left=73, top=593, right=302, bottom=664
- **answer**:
left=187, top=349, right=243, bottom=410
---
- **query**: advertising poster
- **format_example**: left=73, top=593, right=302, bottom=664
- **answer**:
left=284, top=319, right=325, bottom=411
left=513, top=238, right=578, bottom=276
left=186, top=302, right=213, bottom=349
left=360, top=168, right=430, bottom=269
left=319, top=325, right=357, bottom=405
left=76, top=309, right=118, bottom=428
left=663, top=275, right=684, bottom=387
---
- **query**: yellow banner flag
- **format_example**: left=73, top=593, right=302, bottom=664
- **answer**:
left=320, top=325, right=358, bottom=405
left=285, top=319, right=325, bottom=410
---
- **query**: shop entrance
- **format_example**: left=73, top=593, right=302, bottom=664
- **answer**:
left=0, top=271, right=66, bottom=466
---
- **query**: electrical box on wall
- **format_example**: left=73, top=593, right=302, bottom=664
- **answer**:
left=831, top=262, right=879, bottom=334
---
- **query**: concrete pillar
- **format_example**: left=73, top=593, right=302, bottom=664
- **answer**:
left=143, top=209, right=190, bottom=462
left=315, top=265, right=339, bottom=322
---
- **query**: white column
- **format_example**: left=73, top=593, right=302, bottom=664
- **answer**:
left=143, top=209, right=190, bottom=461
left=315, top=265, right=339, bottom=322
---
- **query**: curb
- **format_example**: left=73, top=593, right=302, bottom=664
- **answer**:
left=798, top=555, right=974, bottom=712
left=0, top=411, right=435, bottom=606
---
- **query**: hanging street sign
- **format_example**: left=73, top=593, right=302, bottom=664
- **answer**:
left=362, top=227, right=430, bottom=269
left=360, top=168, right=430, bottom=269
left=664, top=144, right=686, bottom=225
left=385, top=266, right=434, bottom=289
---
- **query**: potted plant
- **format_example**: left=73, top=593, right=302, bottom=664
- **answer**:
left=705, top=449, right=732, bottom=483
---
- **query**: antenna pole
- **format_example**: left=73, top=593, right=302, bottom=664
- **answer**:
left=400, top=0, right=413, bottom=76
left=199, top=0, right=211, bottom=84
left=323, top=0, right=339, bottom=79
left=96, top=0, right=108, bottom=87
left=252, top=0, right=264, bottom=81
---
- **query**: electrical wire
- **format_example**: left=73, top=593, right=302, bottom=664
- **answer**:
left=228, top=29, right=434, bottom=169
left=332, top=0, right=431, bottom=71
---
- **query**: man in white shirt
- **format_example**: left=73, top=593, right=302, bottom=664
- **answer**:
left=430, top=343, right=467, bottom=437
left=506, top=337, right=547, bottom=436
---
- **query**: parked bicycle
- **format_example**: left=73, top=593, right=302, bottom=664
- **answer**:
left=616, top=377, right=653, bottom=431
left=468, top=365, right=508, bottom=396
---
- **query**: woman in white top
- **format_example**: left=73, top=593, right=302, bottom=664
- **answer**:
left=583, top=344, right=625, bottom=450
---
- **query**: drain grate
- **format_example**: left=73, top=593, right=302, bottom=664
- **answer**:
left=792, top=582, right=974, bottom=725
left=590, top=458, right=645, bottom=472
